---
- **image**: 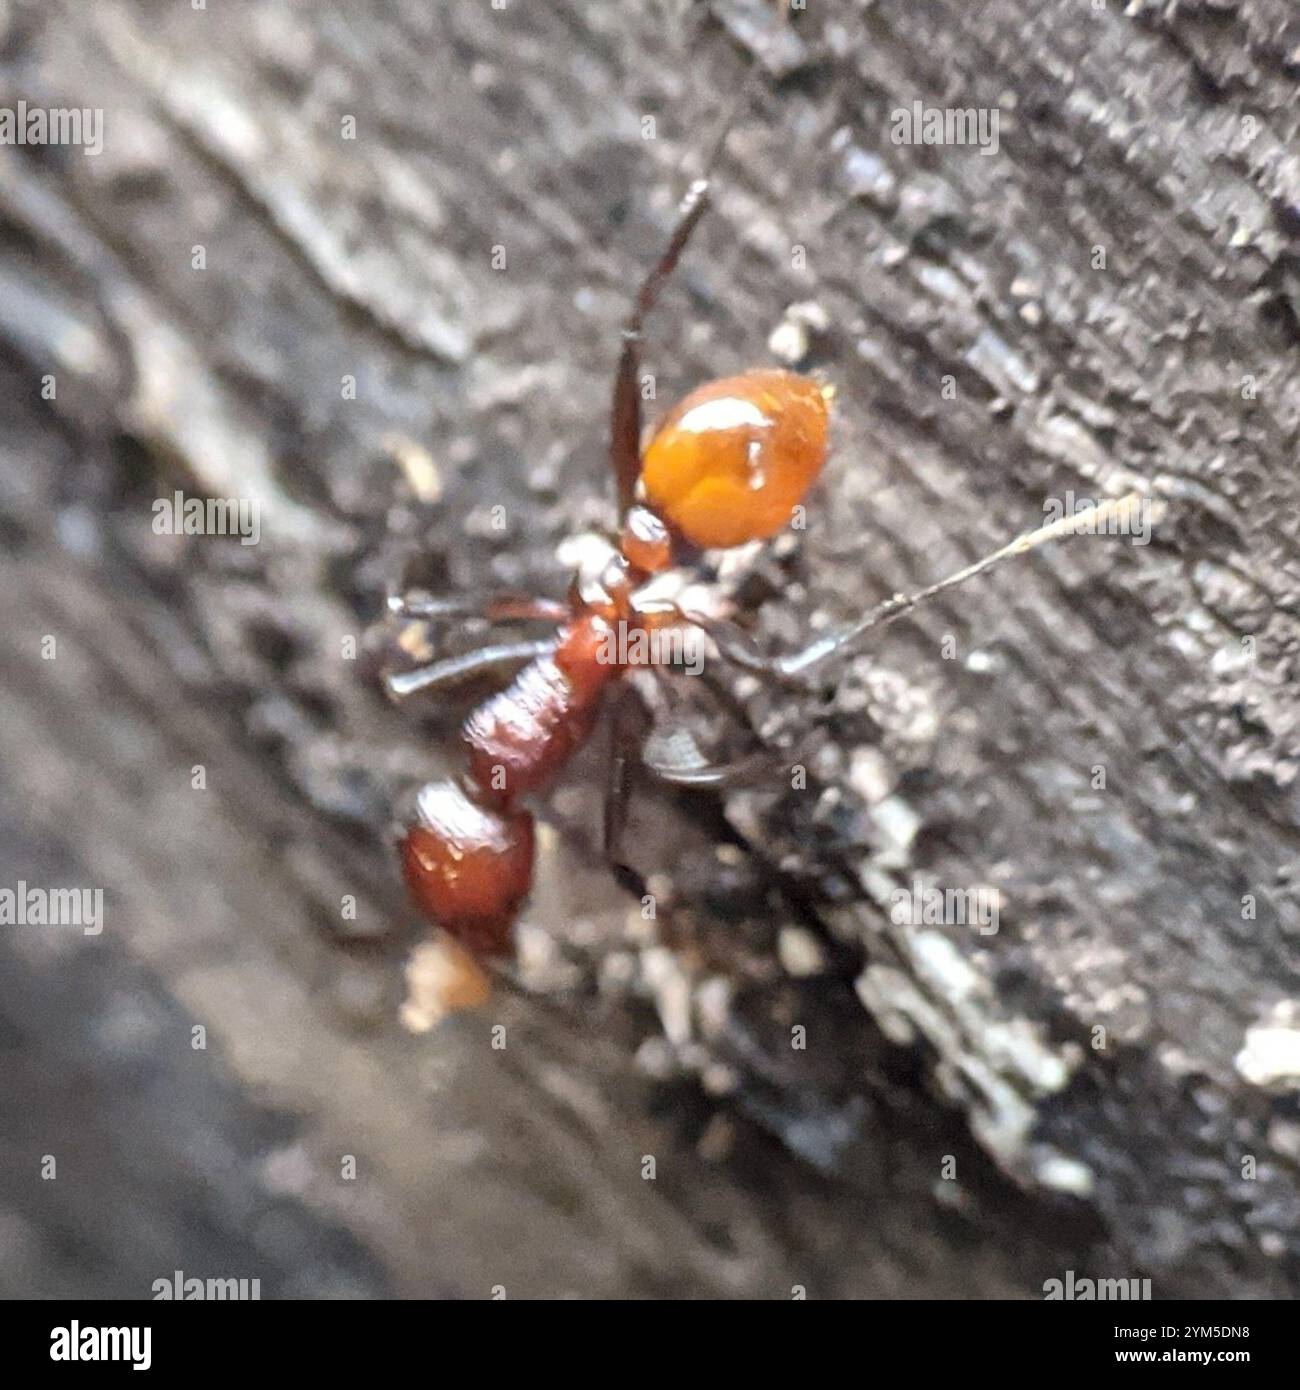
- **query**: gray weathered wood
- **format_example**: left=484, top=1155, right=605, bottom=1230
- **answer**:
left=1, top=0, right=1298, bottom=1298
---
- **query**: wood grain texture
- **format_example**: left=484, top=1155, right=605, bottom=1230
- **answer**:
left=1, top=0, right=1298, bottom=1298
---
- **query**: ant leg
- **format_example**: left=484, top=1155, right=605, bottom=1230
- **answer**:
left=609, top=178, right=712, bottom=518
left=388, top=590, right=569, bottom=625
left=685, top=494, right=1146, bottom=686
left=630, top=601, right=810, bottom=690
left=602, top=681, right=649, bottom=894
left=385, top=639, right=554, bottom=701
left=682, top=613, right=814, bottom=691
left=635, top=666, right=787, bottom=788
left=641, top=744, right=782, bottom=790
left=600, top=681, right=690, bottom=952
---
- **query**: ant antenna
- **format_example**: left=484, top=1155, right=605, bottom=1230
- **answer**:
left=784, top=493, right=1147, bottom=677
left=608, top=1, right=793, bottom=515
left=695, top=0, right=796, bottom=175
left=695, top=493, right=1148, bottom=683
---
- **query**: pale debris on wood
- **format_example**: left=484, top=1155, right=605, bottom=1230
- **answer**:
left=383, top=432, right=443, bottom=505
left=401, top=937, right=491, bottom=1032
left=768, top=300, right=830, bottom=367
left=1236, top=1003, right=1300, bottom=1089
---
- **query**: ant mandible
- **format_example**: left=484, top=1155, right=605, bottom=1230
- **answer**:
left=383, top=83, right=1140, bottom=975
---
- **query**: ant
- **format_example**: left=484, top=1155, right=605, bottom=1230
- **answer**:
left=382, top=68, right=1140, bottom=983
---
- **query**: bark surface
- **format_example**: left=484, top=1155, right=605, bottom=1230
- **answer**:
left=2, top=0, right=1298, bottom=1298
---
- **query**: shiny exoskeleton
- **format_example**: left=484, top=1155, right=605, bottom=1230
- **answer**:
left=389, top=154, right=1140, bottom=975
left=400, top=368, right=831, bottom=958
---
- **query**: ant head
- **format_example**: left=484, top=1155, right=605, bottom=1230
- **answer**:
left=638, top=369, right=832, bottom=550
left=619, top=505, right=674, bottom=574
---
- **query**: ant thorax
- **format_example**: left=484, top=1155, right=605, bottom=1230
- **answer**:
left=555, top=528, right=731, bottom=630
left=558, top=531, right=632, bottom=618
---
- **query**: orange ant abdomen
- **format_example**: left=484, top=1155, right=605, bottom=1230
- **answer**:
left=394, top=366, right=833, bottom=962
left=639, top=368, right=831, bottom=549
left=388, top=121, right=1131, bottom=988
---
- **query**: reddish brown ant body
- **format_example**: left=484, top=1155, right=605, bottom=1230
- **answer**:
left=389, top=169, right=838, bottom=959
left=385, top=145, right=1140, bottom=975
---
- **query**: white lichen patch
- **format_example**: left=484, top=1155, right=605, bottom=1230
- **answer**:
left=1235, top=1003, right=1300, bottom=1089
left=855, top=926, right=1088, bottom=1191
left=642, top=946, right=693, bottom=1048
left=694, top=976, right=734, bottom=1042
left=1031, top=1150, right=1095, bottom=1198
left=515, top=918, right=584, bottom=994
left=382, top=432, right=442, bottom=504
left=847, top=746, right=895, bottom=805
left=777, top=926, right=827, bottom=978
left=866, top=795, right=922, bottom=871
